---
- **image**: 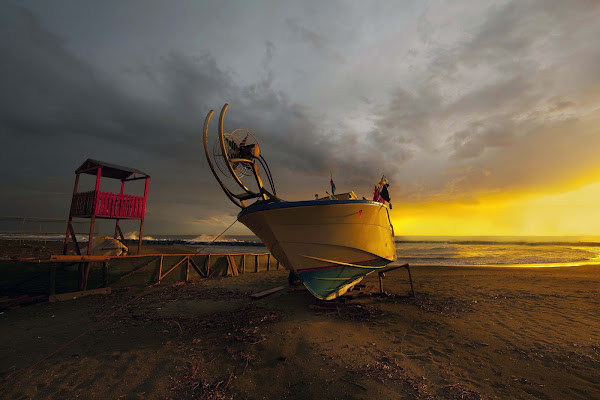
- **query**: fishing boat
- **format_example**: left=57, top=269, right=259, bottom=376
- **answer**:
left=202, top=104, right=397, bottom=300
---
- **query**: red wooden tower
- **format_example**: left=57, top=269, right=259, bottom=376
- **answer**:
left=63, top=159, right=150, bottom=255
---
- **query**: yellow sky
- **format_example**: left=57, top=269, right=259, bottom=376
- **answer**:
left=394, top=181, right=600, bottom=237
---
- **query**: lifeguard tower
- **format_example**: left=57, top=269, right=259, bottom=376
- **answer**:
left=63, top=159, right=150, bottom=255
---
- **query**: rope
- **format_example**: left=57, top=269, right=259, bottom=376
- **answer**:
left=1, top=284, right=155, bottom=387
left=195, top=218, right=238, bottom=254
left=1, top=218, right=239, bottom=387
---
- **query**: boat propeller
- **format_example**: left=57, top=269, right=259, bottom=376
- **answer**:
left=203, top=104, right=281, bottom=208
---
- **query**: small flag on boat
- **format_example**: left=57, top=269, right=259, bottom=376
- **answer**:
left=330, top=174, right=336, bottom=195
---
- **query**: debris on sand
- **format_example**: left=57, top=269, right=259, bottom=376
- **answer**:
left=171, top=365, right=235, bottom=400
left=169, top=304, right=284, bottom=399
left=308, top=299, right=381, bottom=321
left=442, top=383, right=485, bottom=400
left=195, top=305, right=284, bottom=344
left=412, top=293, right=477, bottom=317
left=346, top=355, right=434, bottom=398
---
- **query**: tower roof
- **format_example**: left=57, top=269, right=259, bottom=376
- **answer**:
left=75, top=159, right=150, bottom=180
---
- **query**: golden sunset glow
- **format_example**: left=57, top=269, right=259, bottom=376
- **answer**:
left=4, top=4, right=600, bottom=399
left=2, top=0, right=600, bottom=241
left=394, top=180, right=600, bottom=237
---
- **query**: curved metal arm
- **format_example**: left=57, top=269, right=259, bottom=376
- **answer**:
left=218, top=104, right=262, bottom=199
left=204, top=104, right=282, bottom=208
left=203, top=109, right=246, bottom=208
left=257, top=155, right=276, bottom=195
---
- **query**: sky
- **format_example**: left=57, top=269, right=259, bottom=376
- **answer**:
left=1, top=0, right=599, bottom=237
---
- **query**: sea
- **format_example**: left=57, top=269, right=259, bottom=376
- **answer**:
left=3, top=232, right=600, bottom=268
left=153, top=234, right=600, bottom=267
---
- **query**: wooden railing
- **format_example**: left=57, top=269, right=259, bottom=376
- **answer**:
left=70, top=191, right=95, bottom=216
left=96, top=191, right=145, bottom=219
left=70, top=191, right=145, bottom=219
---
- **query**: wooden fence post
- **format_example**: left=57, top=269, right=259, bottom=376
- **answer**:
left=82, top=262, right=91, bottom=291
left=226, top=255, right=239, bottom=277
left=189, top=257, right=203, bottom=278
left=103, top=261, right=109, bottom=287
left=185, top=256, right=190, bottom=281
left=50, top=265, right=56, bottom=296
left=158, top=255, right=163, bottom=283
left=158, top=256, right=188, bottom=283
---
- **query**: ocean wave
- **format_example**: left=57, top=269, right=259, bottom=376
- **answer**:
left=190, top=234, right=239, bottom=242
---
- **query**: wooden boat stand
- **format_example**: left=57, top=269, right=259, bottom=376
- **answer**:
left=377, top=263, right=414, bottom=297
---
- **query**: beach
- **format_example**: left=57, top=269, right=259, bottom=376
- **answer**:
left=1, top=241, right=599, bottom=399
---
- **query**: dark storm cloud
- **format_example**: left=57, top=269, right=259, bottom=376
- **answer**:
left=0, top=5, right=279, bottom=161
left=0, top=5, right=190, bottom=158
left=0, top=4, right=258, bottom=228
left=0, top=2, right=388, bottom=231
left=2, top=0, right=599, bottom=233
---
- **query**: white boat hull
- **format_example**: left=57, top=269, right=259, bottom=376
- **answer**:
left=238, top=199, right=396, bottom=299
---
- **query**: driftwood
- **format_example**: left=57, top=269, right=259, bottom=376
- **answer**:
left=49, top=287, right=111, bottom=302
left=250, top=286, right=286, bottom=299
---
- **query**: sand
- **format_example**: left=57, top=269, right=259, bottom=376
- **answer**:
left=1, top=242, right=599, bottom=399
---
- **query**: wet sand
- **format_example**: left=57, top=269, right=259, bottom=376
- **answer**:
left=1, top=242, right=599, bottom=399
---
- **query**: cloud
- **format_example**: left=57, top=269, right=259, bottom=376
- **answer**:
left=189, top=214, right=238, bottom=227
left=368, top=0, right=600, bottom=203
left=285, top=18, right=346, bottom=64
left=0, top=2, right=404, bottom=231
left=261, top=40, right=276, bottom=70
left=1, top=0, right=599, bottom=235
left=446, top=120, right=515, bottom=160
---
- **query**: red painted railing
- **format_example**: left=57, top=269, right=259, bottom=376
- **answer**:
left=70, top=190, right=145, bottom=219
